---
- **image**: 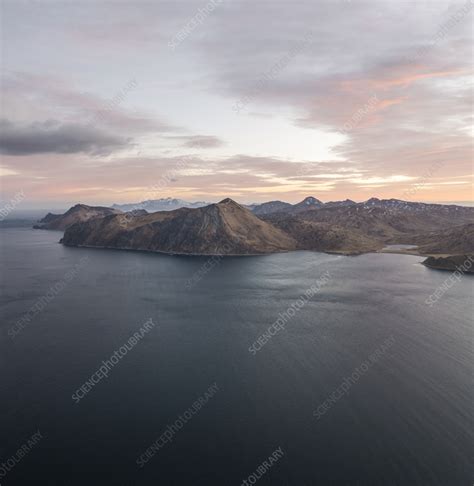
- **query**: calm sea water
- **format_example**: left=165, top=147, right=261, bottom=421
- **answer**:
left=0, top=228, right=472, bottom=485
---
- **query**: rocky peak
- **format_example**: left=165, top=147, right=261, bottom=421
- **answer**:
left=302, top=196, right=322, bottom=205
left=217, top=198, right=242, bottom=208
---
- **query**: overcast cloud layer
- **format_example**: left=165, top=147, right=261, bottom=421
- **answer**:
left=0, top=0, right=472, bottom=208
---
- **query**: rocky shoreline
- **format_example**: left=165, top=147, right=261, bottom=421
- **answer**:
left=421, top=255, right=474, bottom=273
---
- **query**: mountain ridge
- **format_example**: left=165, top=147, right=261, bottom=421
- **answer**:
left=34, top=196, right=474, bottom=258
left=61, top=198, right=297, bottom=255
left=34, top=204, right=121, bottom=230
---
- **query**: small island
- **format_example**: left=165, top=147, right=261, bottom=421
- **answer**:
left=422, top=255, right=474, bottom=273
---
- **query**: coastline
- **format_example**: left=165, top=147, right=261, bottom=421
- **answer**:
left=58, top=241, right=473, bottom=276
left=59, top=241, right=412, bottom=259
left=59, top=241, right=289, bottom=258
left=420, top=255, right=474, bottom=274
left=376, top=248, right=423, bottom=257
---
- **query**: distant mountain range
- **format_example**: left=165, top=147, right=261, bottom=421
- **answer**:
left=34, top=196, right=474, bottom=259
left=110, top=195, right=473, bottom=217
left=111, top=198, right=210, bottom=212
left=250, top=196, right=473, bottom=217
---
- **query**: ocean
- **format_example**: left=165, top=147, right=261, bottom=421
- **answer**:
left=0, top=227, right=472, bottom=485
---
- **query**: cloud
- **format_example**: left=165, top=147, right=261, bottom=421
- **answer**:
left=0, top=150, right=471, bottom=205
left=169, top=135, right=225, bottom=149
left=1, top=72, right=177, bottom=135
left=0, top=166, right=19, bottom=177
left=1, top=0, right=472, bottom=204
left=0, top=119, right=130, bottom=156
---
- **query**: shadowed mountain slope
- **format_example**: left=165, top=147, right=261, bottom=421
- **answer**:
left=34, top=204, right=122, bottom=230
left=61, top=199, right=297, bottom=255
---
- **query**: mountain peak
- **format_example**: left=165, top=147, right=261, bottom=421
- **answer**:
left=294, top=196, right=324, bottom=207
left=70, top=203, right=89, bottom=210
left=218, top=198, right=239, bottom=205
left=35, top=204, right=120, bottom=230
left=62, top=197, right=297, bottom=255
left=300, top=196, right=322, bottom=206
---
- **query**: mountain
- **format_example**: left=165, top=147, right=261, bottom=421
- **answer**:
left=291, top=196, right=324, bottom=212
left=292, top=203, right=474, bottom=243
left=261, top=199, right=473, bottom=255
left=50, top=197, right=473, bottom=257
left=324, top=199, right=357, bottom=208
left=112, top=198, right=211, bottom=212
left=251, top=200, right=294, bottom=216
left=61, top=198, right=297, bottom=255
left=112, top=196, right=472, bottom=218
left=128, top=209, right=148, bottom=216
left=261, top=213, right=382, bottom=254
left=360, top=198, right=473, bottom=216
left=249, top=196, right=324, bottom=216
left=249, top=196, right=473, bottom=219
left=34, top=204, right=121, bottom=230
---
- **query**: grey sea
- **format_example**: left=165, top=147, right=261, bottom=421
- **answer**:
left=0, top=227, right=473, bottom=485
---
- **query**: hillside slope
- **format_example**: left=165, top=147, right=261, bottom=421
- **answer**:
left=61, top=199, right=297, bottom=255
left=414, top=223, right=474, bottom=255
left=34, top=204, right=121, bottom=230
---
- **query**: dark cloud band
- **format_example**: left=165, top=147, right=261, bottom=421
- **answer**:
left=0, top=119, right=130, bottom=156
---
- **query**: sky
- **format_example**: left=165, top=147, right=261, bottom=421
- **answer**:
left=0, top=0, right=473, bottom=208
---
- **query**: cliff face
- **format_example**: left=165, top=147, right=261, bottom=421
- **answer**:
left=61, top=199, right=298, bottom=255
left=34, top=204, right=121, bottom=230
